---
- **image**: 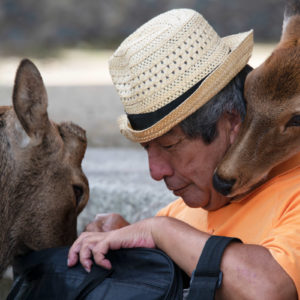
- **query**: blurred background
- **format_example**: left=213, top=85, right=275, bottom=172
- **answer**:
left=0, top=0, right=285, bottom=297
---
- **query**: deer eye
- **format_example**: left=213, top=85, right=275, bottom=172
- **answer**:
left=73, top=185, right=83, bottom=206
left=286, top=115, right=300, bottom=128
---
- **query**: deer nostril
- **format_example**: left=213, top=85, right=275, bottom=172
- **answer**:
left=212, top=173, right=236, bottom=196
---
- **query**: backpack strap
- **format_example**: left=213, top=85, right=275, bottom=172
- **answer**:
left=6, top=274, right=28, bottom=300
left=187, top=236, right=242, bottom=300
left=68, top=266, right=113, bottom=300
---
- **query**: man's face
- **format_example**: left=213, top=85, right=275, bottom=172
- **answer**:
left=142, top=114, right=238, bottom=211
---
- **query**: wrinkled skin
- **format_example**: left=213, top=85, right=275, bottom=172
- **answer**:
left=214, top=0, right=300, bottom=197
left=0, top=59, right=89, bottom=277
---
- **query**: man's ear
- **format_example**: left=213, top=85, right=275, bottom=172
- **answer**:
left=225, top=111, right=242, bottom=145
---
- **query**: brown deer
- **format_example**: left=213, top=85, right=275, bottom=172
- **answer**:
left=0, top=59, right=89, bottom=277
left=213, top=0, right=300, bottom=197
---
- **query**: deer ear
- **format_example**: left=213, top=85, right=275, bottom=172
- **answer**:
left=59, top=122, right=87, bottom=165
left=281, top=0, right=300, bottom=42
left=13, top=59, right=50, bottom=141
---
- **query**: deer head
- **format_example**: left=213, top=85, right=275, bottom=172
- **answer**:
left=0, top=59, right=89, bottom=276
left=213, top=0, right=300, bottom=197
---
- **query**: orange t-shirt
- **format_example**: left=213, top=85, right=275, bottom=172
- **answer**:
left=157, top=153, right=300, bottom=298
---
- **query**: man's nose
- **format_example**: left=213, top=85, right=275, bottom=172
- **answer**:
left=147, top=148, right=173, bottom=181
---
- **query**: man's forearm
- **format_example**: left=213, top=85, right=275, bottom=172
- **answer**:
left=152, top=216, right=210, bottom=276
left=152, top=216, right=297, bottom=300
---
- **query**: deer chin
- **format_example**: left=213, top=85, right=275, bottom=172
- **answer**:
left=229, top=172, right=270, bottom=200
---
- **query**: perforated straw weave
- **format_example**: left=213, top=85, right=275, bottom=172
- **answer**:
left=109, top=8, right=253, bottom=143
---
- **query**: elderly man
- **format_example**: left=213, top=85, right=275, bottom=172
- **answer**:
left=68, top=9, right=299, bottom=299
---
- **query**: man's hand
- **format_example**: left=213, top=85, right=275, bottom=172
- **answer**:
left=85, top=213, right=130, bottom=232
left=68, top=218, right=156, bottom=272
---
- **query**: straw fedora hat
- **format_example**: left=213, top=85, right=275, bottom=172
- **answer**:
left=109, top=8, right=253, bottom=143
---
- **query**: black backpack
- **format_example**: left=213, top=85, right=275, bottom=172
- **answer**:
left=8, top=247, right=184, bottom=300
left=7, top=236, right=240, bottom=299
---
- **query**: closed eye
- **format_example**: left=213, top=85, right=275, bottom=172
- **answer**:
left=286, top=115, right=300, bottom=128
left=161, top=138, right=184, bottom=150
left=162, top=144, right=175, bottom=149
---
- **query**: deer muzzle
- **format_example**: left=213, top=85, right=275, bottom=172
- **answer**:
left=212, top=173, right=236, bottom=196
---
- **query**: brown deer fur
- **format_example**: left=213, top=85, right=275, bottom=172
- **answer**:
left=215, top=0, right=300, bottom=197
left=0, top=59, right=89, bottom=277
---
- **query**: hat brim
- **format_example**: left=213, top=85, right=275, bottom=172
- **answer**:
left=118, top=30, right=253, bottom=143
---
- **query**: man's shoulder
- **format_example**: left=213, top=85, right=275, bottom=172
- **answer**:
left=267, top=164, right=300, bottom=194
left=267, top=153, right=300, bottom=189
left=243, top=165, right=300, bottom=209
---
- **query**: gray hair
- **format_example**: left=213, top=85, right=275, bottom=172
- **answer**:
left=180, top=65, right=253, bottom=144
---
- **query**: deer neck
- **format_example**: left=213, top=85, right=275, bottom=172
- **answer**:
left=267, top=151, right=300, bottom=181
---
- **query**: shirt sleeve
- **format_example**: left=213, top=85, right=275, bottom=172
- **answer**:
left=260, top=191, right=300, bottom=298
